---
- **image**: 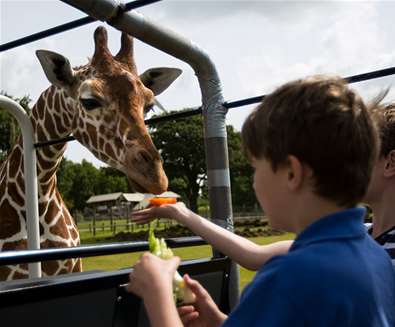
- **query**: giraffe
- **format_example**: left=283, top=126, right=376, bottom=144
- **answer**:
left=0, top=26, right=181, bottom=280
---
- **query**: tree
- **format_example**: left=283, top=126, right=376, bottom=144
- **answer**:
left=57, top=158, right=77, bottom=209
left=227, top=125, right=258, bottom=211
left=57, top=159, right=130, bottom=213
left=95, top=166, right=129, bottom=195
left=57, top=159, right=99, bottom=212
left=150, top=110, right=258, bottom=213
left=0, top=92, right=32, bottom=160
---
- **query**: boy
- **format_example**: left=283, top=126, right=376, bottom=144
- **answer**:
left=364, top=102, right=395, bottom=266
left=127, top=76, right=395, bottom=326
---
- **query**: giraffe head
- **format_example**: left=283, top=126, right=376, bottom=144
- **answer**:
left=35, top=26, right=181, bottom=194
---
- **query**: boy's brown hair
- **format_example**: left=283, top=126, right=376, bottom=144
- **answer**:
left=371, top=101, right=395, bottom=157
left=242, top=75, right=379, bottom=207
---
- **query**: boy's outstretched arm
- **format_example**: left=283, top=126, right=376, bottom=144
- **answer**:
left=132, top=203, right=293, bottom=270
left=126, top=253, right=183, bottom=327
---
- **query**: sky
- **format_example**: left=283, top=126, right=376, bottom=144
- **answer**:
left=1, top=0, right=395, bottom=168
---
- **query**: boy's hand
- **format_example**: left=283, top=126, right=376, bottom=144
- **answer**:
left=177, top=275, right=227, bottom=327
left=131, top=202, right=190, bottom=224
left=126, top=252, right=180, bottom=300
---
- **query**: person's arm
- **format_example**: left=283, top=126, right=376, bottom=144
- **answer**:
left=132, top=203, right=293, bottom=270
left=176, top=208, right=292, bottom=270
left=143, top=290, right=183, bottom=327
left=126, top=253, right=183, bottom=327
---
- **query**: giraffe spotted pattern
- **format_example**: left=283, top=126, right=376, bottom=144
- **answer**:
left=0, top=26, right=181, bottom=280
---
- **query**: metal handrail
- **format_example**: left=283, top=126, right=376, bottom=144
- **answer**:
left=0, top=236, right=206, bottom=266
left=0, top=96, right=41, bottom=278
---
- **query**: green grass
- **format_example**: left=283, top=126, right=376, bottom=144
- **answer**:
left=82, top=233, right=294, bottom=290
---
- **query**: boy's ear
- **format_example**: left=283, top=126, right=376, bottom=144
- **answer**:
left=286, top=155, right=305, bottom=191
left=383, top=150, right=395, bottom=178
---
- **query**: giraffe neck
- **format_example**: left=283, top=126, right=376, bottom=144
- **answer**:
left=0, top=86, right=75, bottom=203
left=0, top=86, right=81, bottom=271
left=32, top=86, right=75, bottom=190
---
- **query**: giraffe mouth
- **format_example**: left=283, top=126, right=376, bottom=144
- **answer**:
left=128, top=177, right=148, bottom=193
left=127, top=173, right=168, bottom=195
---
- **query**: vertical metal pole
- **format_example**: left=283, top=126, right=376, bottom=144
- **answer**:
left=93, top=208, right=97, bottom=236
left=199, top=83, right=240, bottom=310
left=0, top=96, right=41, bottom=278
left=126, top=203, right=130, bottom=231
left=110, top=202, right=114, bottom=231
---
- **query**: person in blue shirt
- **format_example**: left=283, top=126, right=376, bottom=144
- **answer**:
left=127, top=76, right=395, bottom=327
left=364, top=102, right=395, bottom=267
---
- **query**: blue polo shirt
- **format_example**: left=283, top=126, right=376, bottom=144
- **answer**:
left=222, top=207, right=395, bottom=327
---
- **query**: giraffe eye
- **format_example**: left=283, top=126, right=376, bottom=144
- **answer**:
left=80, top=98, right=102, bottom=111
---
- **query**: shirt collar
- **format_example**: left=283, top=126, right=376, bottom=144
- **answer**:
left=290, top=207, right=366, bottom=251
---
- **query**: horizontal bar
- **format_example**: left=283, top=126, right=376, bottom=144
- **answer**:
left=0, top=257, right=231, bottom=309
left=0, top=236, right=206, bottom=266
left=0, top=17, right=94, bottom=53
left=32, top=100, right=257, bottom=147
left=34, top=108, right=204, bottom=148
left=34, top=135, right=75, bottom=148
left=145, top=107, right=202, bottom=124
left=345, top=66, right=395, bottom=84
left=0, top=0, right=162, bottom=52
left=223, top=66, right=395, bottom=109
left=224, top=95, right=265, bottom=109
left=33, top=65, right=395, bottom=149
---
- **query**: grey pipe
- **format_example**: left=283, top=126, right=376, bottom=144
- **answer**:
left=60, top=0, right=120, bottom=21
left=61, top=0, right=239, bottom=308
left=0, top=96, right=41, bottom=278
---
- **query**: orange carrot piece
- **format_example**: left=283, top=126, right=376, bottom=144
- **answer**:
left=149, top=197, right=177, bottom=206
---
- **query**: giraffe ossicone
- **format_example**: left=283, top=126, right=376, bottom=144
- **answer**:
left=0, top=26, right=181, bottom=280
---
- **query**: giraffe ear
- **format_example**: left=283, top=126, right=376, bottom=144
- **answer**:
left=36, top=50, right=75, bottom=88
left=139, top=67, right=182, bottom=96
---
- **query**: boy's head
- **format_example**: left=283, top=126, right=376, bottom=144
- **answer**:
left=242, top=75, right=379, bottom=209
left=371, top=102, right=395, bottom=158
left=365, top=103, right=395, bottom=204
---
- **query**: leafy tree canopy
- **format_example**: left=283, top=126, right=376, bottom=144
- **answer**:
left=57, top=159, right=130, bottom=212
left=150, top=109, right=258, bottom=213
left=0, top=91, right=32, bottom=160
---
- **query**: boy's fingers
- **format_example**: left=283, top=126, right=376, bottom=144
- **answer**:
left=130, top=210, right=155, bottom=223
left=130, top=212, right=150, bottom=219
left=184, top=274, right=208, bottom=298
left=177, top=305, right=195, bottom=315
left=180, top=311, right=199, bottom=325
left=131, top=209, right=150, bottom=216
left=131, top=208, right=156, bottom=217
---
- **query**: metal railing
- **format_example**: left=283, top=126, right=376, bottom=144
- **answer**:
left=0, top=237, right=206, bottom=266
